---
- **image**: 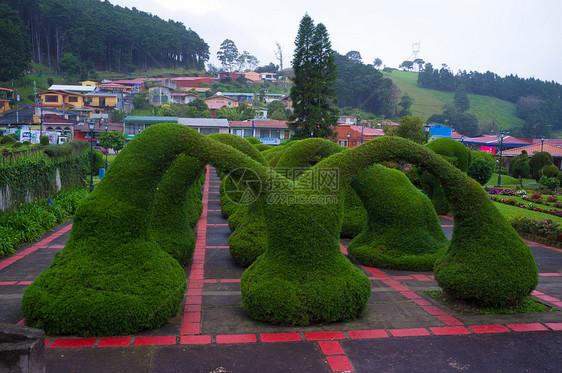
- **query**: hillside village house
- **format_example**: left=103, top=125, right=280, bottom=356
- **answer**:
left=171, top=92, right=199, bottom=105
left=229, top=120, right=289, bottom=144
left=104, top=79, right=146, bottom=94
left=0, top=88, right=13, bottom=115
left=122, top=116, right=178, bottom=140
left=171, top=77, right=211, bottom=93
left=178, top=118, right=229, bottom=135
left=335, top=125, right=384, bottom=148
left=218, top=92, right=255, bottom=103
left=242, top=71, right=261, bottom=82
left=80, top=80, right=98, bottom=87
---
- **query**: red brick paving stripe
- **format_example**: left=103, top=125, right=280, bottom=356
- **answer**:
left=469, top=325, right=510, bottom=334
left=16, top=319, right=25, bottom=326
left=185, top=295, right=203, bottom=305
left=180, top=323, right=201, bottom=335
left=18, top=281, right=33, bottom=285
left=553, top=301, right=562, bottom=308
left=304, top=331, right=345, bottom=341
left=0, top=281, right=17, bottom=285
left=545, top=323, right=562, bottom=331
left=133, top=336, right=177, bottom=346
left=506, top=323, right=548, bottom=332
left=393, top=276, right=414, bottom=280
left=318, top=341, right=344, bottom=355
left=420, top=305, right=448, bottom=316
left=534, top=294, right=560, bottom=303
left=188, top=281, right=204, bottom=289
left=399, top=291, right=421, bottom=300
left=410, top=298, right=433, bottom=306
left=180, top=335, right=211, bottom=344
left=202, top=279, right=218, bottom=283
left=435, top=315, right=464, bottom=326
left=430, top=326, right=471, bottom=336
left=185, top=304, right=202, bottom=313
left=45, top=340, right=50, bottom=347
left=48, top=245, right=65, bottom=248
left=326, top=356, right=354, bottom=372
left=364, top=267, right=387, bottom=277
left=50, top=338, right=97, bottom=348
left=347, top=329, right=388, bottom=339
left=182, top=312, right=201, bottom=323
left=260, top=333, right=302, bottom=342
left=216, top=334, right=257, bottom=344
left=412, top=274, right=432, bottom=281
left=439, top=215, right=454, bottom=221
left=387, top=284, right=410, bottom=292
left=189, top=274, right=204, bottom=280
left=388, top=328, right=431, bottom=337
left=186, top=288, right=203, bottom=296
left=97, top=337, right=132, bottom=347
left=220, top=279, right=241, bottom=283
left=538, top=273, right=562, bottom=277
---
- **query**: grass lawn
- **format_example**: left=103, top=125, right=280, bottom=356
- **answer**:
left=492, top=201, right=562, bottom=224
left=383, top=70, right=524, bottom=132
left=485, top=173, right=535, bottom=187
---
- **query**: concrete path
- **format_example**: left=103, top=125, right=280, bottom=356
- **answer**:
left=1, top=166, right=561, bottom=372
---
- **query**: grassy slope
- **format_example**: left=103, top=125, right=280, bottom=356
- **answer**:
left=493, top=202, right=562, bottom=224
left=383, top=70, right=525, bottom=132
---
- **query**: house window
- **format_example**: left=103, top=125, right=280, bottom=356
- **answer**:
left=260, top=129, right=270, bottom=138
left=99, top=98, right=106, bottom=107
left=45, top=95, right=58, bottom=103
left=233, top=129, right=244, bottom=137
left=68, top=96, right=78, bottom=103
left=270, top=130, right=280, bottom=138
left=244, top=129, right=252, bottom=138
left=124, top=123, right=142, bottom=135
left=200, top=127, right=219, bottom=135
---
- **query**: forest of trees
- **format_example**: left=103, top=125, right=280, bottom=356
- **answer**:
left=417, top=63, right=562, bottom=137
left=335, top=53, right=398, bottom=118
left=3, top=0, right=209, bottom=74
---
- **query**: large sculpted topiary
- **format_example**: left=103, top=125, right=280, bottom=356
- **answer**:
left=348, top=164, right=449, bottom=270
left=22, top=124, right=538, bottom=335
left=149, top=154, right=204, bottom=266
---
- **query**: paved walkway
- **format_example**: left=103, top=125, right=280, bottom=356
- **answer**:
left=1, top=166, right=561, bottom=372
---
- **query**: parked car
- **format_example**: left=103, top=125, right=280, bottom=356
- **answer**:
left=94, top=146, right=108, bottom=154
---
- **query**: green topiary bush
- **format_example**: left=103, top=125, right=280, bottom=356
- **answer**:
left=419, top=138, right=471, bottom=214
left=348, top=165, right=449, bottom=270
left=149, top=154, right=205, bottom=266
left=467, top=150, right=495, bottom=185
left=228, top=201, right=267, bottom=266
left=245, top=136, right=260, bottom=145
left=529, top=151, right=553, bottom=181
left=40, top=135, right=49, bottom=146
left=510, top=150, right=531, bottom=179
left=541, top=164, right=559, bottom=178
left=316, top=136, right=537, bottom=308
left=340, top=185, right=366, bottom=239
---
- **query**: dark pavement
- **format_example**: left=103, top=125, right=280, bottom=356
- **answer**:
left=1, top=166, right=561, bottom=372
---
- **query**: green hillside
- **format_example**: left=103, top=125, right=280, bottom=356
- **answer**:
left=383, top=70, right=525, bottom=133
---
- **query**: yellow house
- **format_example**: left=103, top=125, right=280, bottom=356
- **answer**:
left=0, top=88, right=13, bottom=114
left=242, top=71, right=261, bottom=82
left=205, top=95, right=241, bottom=108
left=39, top=91, right=119, bottom=110
left=84, top=93, right=118, bottom=109
left=80, top=80, right=98, bottom=87
left=39, top=90, right=87, bottom=109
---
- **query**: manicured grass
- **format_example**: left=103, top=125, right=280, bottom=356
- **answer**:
left=492, top=201, right=562, bottom=224
left=485, top=173, right=534, bottom=187
left=426, top=291, right=552, bottom=314
left=383, top=70, right=525, bottom=132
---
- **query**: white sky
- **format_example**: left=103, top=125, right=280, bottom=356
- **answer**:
left=109, top=0, right=562, bottom=83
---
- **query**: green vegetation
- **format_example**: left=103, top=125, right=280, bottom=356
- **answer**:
left=348, top=165, right=449, bottom=270
left=426, top=291, right=550, bottom=314
left=0, top=188, right=88, bottom=257
left=384, top=70, right=525, bottom=132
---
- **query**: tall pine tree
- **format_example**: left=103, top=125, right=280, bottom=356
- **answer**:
left=289, top=14, right=338, bottom=139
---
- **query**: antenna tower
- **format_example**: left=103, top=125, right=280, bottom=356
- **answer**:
left=407, top=41, right=421, bottom=61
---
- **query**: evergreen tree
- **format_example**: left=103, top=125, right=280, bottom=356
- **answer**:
left=454, top=83, right=470, bottom=112
left=0, top=4, right=31, bottom=81
left=289, top=14, right=338, bottom=139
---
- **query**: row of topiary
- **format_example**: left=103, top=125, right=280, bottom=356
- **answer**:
left=21, top=124, right=539, bottom=336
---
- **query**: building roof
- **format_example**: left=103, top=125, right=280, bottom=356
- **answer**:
left=503, top=142, right=562, bottom=157
left=171, top=92, right=199, bottom=97
left=123, top=116, right=178, bottom=123
left=206, top=102, right=227, bottom=109
left=451, top=132, right=531, bottom=147
left=49, top=85, right=97, bottom=92
left=178, top=118, right=229, bottom=127
left=229, top=120, right=289, bottom=128
left=42, top=114, right=75, bottom=125
left=349, top=125, right=384, bottom=137
left=108, top=79, right=146, bottom=85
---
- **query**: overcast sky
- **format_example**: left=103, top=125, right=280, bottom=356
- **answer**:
left=109, top=0, right=562, bottom=83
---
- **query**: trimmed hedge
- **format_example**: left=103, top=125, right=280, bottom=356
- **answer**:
left=348, top=165, right=449, bottom=270
left=316, top=136, right=538, bottom=307
left=22, top=124, right=194, bottom=336
left=149, top=154, right=205, bottom=266
left=420, top=138, right=471, bottom=214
